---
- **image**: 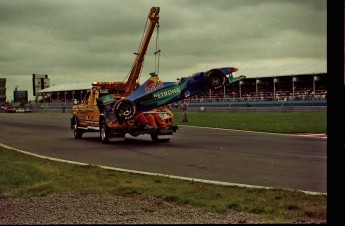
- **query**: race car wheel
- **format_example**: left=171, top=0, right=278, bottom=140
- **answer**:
left=100, top=120, right=109, bottom=144
left=205, top=69, right=227, bottom=90
left=73, top=117, right=83, bottom=139
left=114, top=99, right=137, bottom=121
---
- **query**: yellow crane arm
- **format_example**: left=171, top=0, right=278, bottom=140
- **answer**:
left=125, top=6, right=160, bottom=95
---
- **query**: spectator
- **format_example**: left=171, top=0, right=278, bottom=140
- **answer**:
left=180, top=99, right=188, bottom=122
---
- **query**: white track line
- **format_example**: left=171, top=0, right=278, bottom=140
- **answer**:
left=178, top=125, right=327, bottom=139
left=0, top=143, right=326, bottom=196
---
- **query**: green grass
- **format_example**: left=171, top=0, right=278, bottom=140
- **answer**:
left=172, top=111, right=326, bottom=134
left=0, top=146, right=326, bottom=223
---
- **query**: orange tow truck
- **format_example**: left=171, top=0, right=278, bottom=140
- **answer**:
left=71, top=6, right=238, bottom=144
left=71, top=7, right=176, bottom=143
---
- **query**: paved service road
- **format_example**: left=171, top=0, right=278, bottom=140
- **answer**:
left=0, top=112, right=327, bottom=193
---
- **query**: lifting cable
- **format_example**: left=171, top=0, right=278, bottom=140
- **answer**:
left=154, top=22, right=161, bottom=76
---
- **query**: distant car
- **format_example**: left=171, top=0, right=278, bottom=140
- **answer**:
left=15, top=108, right=25, bottom=113
left=1, top=104, right=15, bottom=113
left=15, top=107, right=31, bottom=113
left=24, top=107, right=31, bottom=113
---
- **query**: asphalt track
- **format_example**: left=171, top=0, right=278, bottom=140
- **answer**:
left=0, top=112, right=326, bottom=194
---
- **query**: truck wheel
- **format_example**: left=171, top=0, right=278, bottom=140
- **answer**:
left=205, top=69, right=226, bottom=90
left=114, top=99, right=137, bottom=121
left=150, top=134, right=171, bottom=143
left=100, top=120, right=110, bottom=144
left=73, top=117, right=83, bottom=139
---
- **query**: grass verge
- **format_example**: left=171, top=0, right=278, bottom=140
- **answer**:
left=0, top=145, right=326, bottom=223
left=172, top=111, right=326, bottom=134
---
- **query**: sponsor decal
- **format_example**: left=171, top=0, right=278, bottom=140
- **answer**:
left=145, top=75, right=164, bottom=93
left=100, top=94, right=115, bottom=105
left=145, top=82, right=164, bottom=93
left=153, top=87, right=181, bottom=99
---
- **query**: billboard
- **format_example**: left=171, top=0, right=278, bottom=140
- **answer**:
left=14, top=90, right=28, bottom=103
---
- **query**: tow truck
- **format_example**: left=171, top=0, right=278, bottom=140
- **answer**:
left=71, top=6, right=245, bottom=143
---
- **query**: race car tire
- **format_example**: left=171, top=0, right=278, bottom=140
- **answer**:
left=100, top=120, right=110, bottom=144
left=73, top=117, right=83, bottom=139
left=204, top=69, right=227, bottom=90
left=114, top=99, right=137, bottom=121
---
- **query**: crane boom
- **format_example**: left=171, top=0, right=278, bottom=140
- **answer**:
left=125, top=6, right=160, bottom=95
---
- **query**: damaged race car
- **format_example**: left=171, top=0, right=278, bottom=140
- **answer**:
left=112, top=67, right=241, bottom=121
left=93, top=67, right=245, bottom=142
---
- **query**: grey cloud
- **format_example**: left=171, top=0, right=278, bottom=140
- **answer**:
left=0, top=0, right=327, bottom=101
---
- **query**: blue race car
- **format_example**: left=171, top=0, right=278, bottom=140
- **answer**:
left=111, top=67, right=243, bottom=121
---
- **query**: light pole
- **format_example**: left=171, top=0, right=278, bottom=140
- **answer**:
left=223, top=85, right=226, bottom=98
left=256, top=77, right=260, bottom=100
left=239, top=81, right=241, bottom=99
left=313, top=74, right=319, bottom=99
left=273, top=76, right=279, bottom=101
left=239, top=80, right=244, bottom=100
left=292, top=75, right=295, bottom=100
left=273, top=76, right=275, bottom=100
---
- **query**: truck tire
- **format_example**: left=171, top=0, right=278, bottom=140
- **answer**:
left=204, top=69, right=227, bottom=90
left=150, top=134, right=171, bottom=143
left=73, top=117, right=83, bottom=139
left=100, top=120, right=110, bottom=144
left=114, top=99, right=137, bottom=121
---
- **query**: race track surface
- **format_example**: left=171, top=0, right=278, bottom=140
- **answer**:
left=0, top=112, right=326, bottom=193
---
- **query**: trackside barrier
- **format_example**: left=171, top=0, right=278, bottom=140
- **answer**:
left=185, top=106, right=326, bottom=112
left=174, top=100, right=327, bottom=112
left=29, top=103, right=74, bottom=113
left=28, top=100, right=326, bottom=113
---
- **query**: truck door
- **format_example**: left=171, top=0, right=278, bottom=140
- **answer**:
left=86, top=89, right=100, bottom=127
left=76, top=91, right=90, bottom=126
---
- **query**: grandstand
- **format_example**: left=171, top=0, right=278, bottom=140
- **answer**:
left=36, top=82, right=91, bottom=103
left=35, top=73, right=327, bottom=105
left=194, top=73, right=327, bottom=102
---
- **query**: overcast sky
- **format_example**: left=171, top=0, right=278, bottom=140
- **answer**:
left=0, top=0, right=327, bottom=101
